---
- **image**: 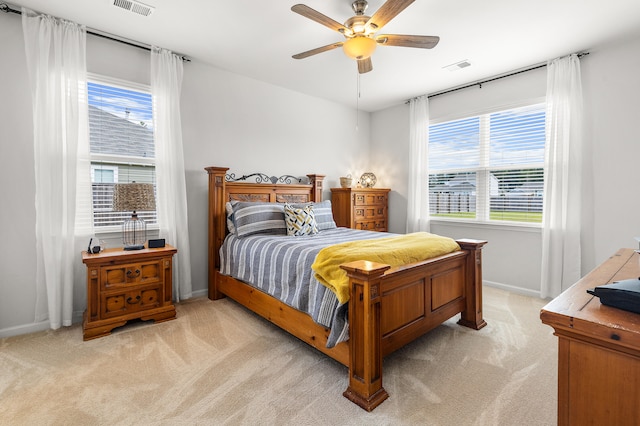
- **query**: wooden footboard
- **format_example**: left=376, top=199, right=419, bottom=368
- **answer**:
left=205, top=166, right=487, bottom=411
left=341, top=239, right=486, bottom=410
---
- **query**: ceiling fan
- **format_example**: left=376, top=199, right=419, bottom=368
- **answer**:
left=291, top=0, right=439, bottom=74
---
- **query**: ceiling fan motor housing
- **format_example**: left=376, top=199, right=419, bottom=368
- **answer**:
left=344, top=15, right=372, bottom=36
left=352, top=0, right=369, bottom=15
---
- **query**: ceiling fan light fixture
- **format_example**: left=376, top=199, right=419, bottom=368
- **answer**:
left=343, top=36, right=377, bottom=60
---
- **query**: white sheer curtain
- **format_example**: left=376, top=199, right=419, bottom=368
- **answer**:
left=406, top=95, right=431, bottom=233
left=151, top=47, right=192, bottom=301
left=540, top=54, right=583, bottom=298
left=22, top=8, right=89, bottom=328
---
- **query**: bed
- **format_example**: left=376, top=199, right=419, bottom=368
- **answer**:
left=206, top=166, right=487, bottom=411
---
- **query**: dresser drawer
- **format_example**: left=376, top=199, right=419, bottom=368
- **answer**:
left=101, top=260, right=163, bottom=290
left=331, top=187, right=390, bottom=233
left=354, top=193, right=388, bottom=206
left=101, top=285, right=162, bottom=319
left=354, top=205, right=387, bottom=220
left=355, top=219, right=387, bottom=232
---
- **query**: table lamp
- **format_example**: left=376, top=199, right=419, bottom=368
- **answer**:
left=112, top=182, right=156, bottom=250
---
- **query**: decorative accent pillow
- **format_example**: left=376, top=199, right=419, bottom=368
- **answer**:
left=225, top=200, right=238, bottom=234
left=284, top=203, right=318, bottom=236
left=232, top=202, right=286, bottom=238
left=292, top=200, right=337, bottom=231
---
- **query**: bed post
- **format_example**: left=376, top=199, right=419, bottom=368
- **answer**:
left=340, top=260, right=391, bottom=412
left=456, top=239, right=488, bottom=330
left=306, top=174, right=325, bottom=202
left=205, top=166, right=229, bottom=300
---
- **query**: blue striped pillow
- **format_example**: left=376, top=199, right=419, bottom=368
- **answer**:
left=232, top=202, right=286, bottom=238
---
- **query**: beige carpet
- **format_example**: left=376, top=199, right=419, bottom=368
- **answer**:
left=0, top=286, right=557, bottom=425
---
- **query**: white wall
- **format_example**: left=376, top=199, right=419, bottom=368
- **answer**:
left=0, top=13, right=38, bottom=335
left=180, top=63, right=371, bottom=298
left=582, top=36, right=640, bottom=266
left=371, top=34, right=640, bottom=296
left=0, top=11, right=370, bottom=336
left=371, top=67, right=547, bottom=296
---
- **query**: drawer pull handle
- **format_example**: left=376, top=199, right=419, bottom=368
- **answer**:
left=127, top=295, right=141, bottom=304
left=126, top=269, right=141, bottom=278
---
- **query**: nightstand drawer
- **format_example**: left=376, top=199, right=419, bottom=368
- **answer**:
left=101, top=285, right=162, bottom=319
left=101, top=260, right=162, bottom=290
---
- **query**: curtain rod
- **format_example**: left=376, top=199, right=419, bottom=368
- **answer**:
left=0, top=2, right=190, bottom=62
left=408, top=52, right=589, bottom=102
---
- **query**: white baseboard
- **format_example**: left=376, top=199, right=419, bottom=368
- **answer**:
left=0, top=320, right=51, bottom=339
left=483, top=280, right=544, bottom=299
left=191, top=288, right=208, bottom=298
left=0, top=310, right=87, bottom=339
left=2, top=284, right=538, bottom=339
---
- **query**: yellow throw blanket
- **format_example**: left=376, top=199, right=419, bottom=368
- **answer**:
left=312, top=232, right=460, bottom=304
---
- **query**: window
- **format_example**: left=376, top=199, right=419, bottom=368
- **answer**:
left=88, top=76, right=157, bottom=229
left=428, top=103, right=546, bottom=224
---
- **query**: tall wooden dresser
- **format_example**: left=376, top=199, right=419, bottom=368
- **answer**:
left=330, top=187, right=390, bottom=232
left=540, top=248, right=640, bottom=425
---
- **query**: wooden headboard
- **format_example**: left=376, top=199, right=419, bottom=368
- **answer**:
left=205, top=167, right=325, bottom=299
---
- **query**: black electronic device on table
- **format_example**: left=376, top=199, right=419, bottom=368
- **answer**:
left=587, top=278, right=640, bottom=314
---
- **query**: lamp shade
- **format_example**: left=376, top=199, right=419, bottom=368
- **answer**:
left=112, top=183, right=156, bottom=212
left=342, top=36, right=377, bottom=60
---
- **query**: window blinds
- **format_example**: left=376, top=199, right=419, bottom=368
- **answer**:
left=87, top=79, right=157, bottom=228
left=429, top=103, right=546, bottom=223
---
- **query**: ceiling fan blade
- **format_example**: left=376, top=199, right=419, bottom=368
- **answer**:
left=358, top=57, right=373, bottom=74
left=376, top=34, right=440, bottom=49
left=291, top=4, right=348, bottom=33
left=366, top=0, right=415, bottom=30
left=292, top=42, right=344, bottom=59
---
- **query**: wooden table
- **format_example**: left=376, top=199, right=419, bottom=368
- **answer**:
left=540, top=248, right=640, bottom=425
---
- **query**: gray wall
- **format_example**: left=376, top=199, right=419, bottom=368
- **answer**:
left=0, top=12, right=370, bottom=336
left=3, top=6, right=640, bottom=335
left=371, top=34, right=640, bottom=296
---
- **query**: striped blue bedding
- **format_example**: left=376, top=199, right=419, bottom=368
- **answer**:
left=219, top=227, right=390, bottom=348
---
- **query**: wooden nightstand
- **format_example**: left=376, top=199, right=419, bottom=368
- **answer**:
left=331, top=187, right=390, bottom=232
left=82, top=244, right=177, bottom=340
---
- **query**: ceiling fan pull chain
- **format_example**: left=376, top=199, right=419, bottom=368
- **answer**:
left=356, top=70, right=361, bottom=131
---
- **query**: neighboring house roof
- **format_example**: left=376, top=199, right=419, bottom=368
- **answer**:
left=432, top=174, right=499, bottom=195
left=88, top=105, right=154, bottom=158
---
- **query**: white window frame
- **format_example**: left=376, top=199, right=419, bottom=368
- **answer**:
left=428, top=100, right=546, bottom=227
left=86, top=73, right=158, bottom=233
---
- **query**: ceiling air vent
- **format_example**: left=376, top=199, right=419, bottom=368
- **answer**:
left=112, top=0, right=154, bottom=17
left=443, top=60, right=471, bottom=72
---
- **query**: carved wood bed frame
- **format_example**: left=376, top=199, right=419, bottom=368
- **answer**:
left=206, top=166, right=487, bottom=411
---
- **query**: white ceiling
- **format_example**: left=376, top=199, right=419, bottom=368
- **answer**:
left=6, top=0, right=640, bottom=111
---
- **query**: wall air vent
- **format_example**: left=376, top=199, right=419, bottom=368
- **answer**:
left=112, top=0, right=154, bottom=17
